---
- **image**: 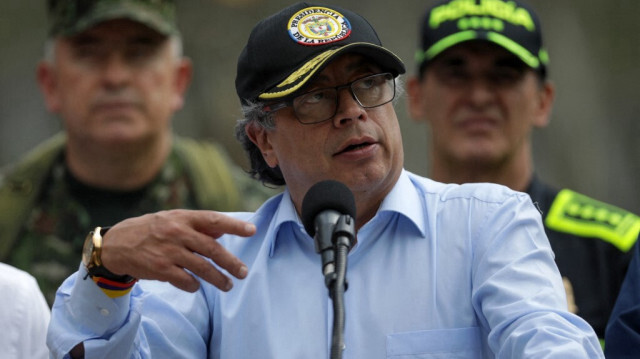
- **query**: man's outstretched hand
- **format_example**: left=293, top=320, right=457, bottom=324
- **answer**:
left=99, top=209, right=256, bottom=292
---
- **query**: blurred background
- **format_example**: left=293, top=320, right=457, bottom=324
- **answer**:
left=1, top=0, right=638, bottom=213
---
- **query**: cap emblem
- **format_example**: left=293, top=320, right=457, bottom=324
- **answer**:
left=288, top=7, right=351, bottom=46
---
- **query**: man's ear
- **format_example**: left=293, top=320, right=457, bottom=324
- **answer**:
left=37, top=60, right=61, bottom=113
left=406, top=76, right=427, bottom=121
left=533, top=80, right=555, bottom=128
left=245, top=122, right=278, bottom=168
left=171, top=57, right=193, bottom=111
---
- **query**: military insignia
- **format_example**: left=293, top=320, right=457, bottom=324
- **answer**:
left=287, top=7, right=351, bottom=46
left=562, top=277, right=579, bottom=314
left=545, top=189, right=640, bottom=252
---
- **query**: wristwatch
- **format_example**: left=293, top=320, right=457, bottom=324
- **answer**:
left=82, top=226, right=135, bottom=282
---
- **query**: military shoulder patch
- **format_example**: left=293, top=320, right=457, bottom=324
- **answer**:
left=545, top=189, right=640, bottom=252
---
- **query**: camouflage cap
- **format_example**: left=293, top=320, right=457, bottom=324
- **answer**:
left=47, top=0, right=177, bottom=37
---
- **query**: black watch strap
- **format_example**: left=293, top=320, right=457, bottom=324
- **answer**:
left=88, top=265, right=136, bottom=283
left=86, top=226, right=136, bottom=283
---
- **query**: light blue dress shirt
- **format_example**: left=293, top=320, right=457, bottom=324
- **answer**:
left=47, top=170, right=603, bottom=358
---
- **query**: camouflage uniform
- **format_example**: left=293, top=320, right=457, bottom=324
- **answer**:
left=0, top=0, right=280, bottom=305
left=0, top=134, right=278, bottom=304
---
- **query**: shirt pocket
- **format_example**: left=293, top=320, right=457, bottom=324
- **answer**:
left=386, top=327, right=483, bottom=359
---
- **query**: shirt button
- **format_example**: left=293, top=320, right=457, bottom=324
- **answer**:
left=100, top=308, right=110, bottom=316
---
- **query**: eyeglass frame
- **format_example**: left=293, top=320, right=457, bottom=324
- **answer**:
left=262, top=72, right=396, bottom=125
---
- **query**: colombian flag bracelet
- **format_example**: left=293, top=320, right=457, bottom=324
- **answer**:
left=91, top=275, right=138, bottom=298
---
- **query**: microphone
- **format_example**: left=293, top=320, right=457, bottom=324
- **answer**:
left=301, top=180, right=356, bottom=359
left=301, top=180, right=356, bottom=278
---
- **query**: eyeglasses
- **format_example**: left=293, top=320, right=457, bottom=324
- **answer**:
left=263, top=72, right=396, bottom=125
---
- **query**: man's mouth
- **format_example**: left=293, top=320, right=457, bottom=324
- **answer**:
left=335, top=141, right=372, bottom=155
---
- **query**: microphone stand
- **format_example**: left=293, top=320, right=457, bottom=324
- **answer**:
left=326, top=215, right=355, bottom=359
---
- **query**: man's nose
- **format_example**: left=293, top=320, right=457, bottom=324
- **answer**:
left=332, top=87, right=365, bottom=127
left=466, top=76, right=496, bottom=107
left=101, top=53, right=132, bottom=87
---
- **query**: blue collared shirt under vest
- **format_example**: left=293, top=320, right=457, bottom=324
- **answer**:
left=47, top=170, right=603, bottom=358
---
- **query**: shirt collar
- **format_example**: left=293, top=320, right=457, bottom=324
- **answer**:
left=261, top=189, right=304, bottom=257
left=264, top=170, right=427, bottom=257
left=370, top=170, right=426, bottom=237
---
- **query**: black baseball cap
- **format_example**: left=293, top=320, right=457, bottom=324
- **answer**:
left=416, top=0, right=548, bottom=75
left=235, top=2, right=406, bottom=105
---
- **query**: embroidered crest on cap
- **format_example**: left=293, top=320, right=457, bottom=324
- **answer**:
left=288, top=7, right=351, bottom=46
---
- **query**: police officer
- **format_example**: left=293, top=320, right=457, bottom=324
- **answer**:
left=0, top=0, right=276, bottom=305
left=406, top=0, right=640, bottom=341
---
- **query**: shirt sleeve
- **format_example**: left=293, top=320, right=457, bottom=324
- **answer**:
left=47, top=264, right=211, bottom=359
left=25, top=274, right=51, bottom=359
left=470, top=192, right=605, bottom=358
left=0, top=263, right=51, bottom=359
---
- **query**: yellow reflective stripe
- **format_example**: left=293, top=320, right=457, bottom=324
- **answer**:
left=487, top=32, right=539, bottom=68
left=419, top=30, right=478, bottom=64
left=538, top=48, right=549, bottom=66
left=545, top=189, right=640, bottom=252
left=416, top=30, right=545, bottom=69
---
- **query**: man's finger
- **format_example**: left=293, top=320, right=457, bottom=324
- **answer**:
left=187, top=210, right=256, bottom=239
left=164, top=265, right=202, bottom=293
left=178, top=252, right=236, bottom=292
left=182, top=230, right=249, bottom=281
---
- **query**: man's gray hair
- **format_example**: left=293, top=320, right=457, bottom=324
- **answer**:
left=235, top=101, right=285, bottom=187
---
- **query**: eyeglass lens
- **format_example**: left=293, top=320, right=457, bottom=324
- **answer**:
left=292, top=73, right=395, bottom=124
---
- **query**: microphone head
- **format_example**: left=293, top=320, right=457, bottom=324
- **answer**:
left=301, top=180, right=356, bottom=237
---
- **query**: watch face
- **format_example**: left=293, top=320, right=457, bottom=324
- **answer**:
left=82, top=231, right=95, bottom=267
